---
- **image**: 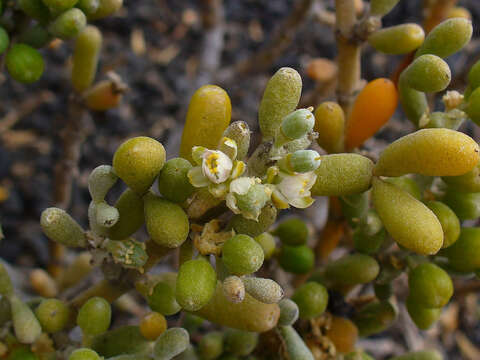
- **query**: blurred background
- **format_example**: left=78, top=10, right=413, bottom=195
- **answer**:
left=1, top=1, right=480, bottom=357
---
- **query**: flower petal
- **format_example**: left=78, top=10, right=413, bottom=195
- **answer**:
left=188, top=167, right=209, bottom=187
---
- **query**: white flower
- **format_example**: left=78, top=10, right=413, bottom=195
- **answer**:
left=272, top=172, right=317, bottom=209
left=202, top=150, right=233, bottom=184
left=226, top=177, right=272, bottom=220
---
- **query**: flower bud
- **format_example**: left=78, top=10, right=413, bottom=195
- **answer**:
left=91, top=325, right=150, bottom=357
left=409, top=263, right=453, bottom=308
left=113, top=136, right=165, bottom=194
left=180, top=85, right=231, bottom=163
left=278, top=245, right=314, bottom=274
left=10, top=295, right=42, bottom=344
left=222, top=121, right=250, bottom=160
left=226, top=178, right=271, bottom=221
left=222, top=234, right=264, bottom=276
left=199, top=332, right=224, bottom=360
left=370, top=0, right=400, bottom=16
left=325, top=254, right=380, bottom=286
left=139, top=312, right=167, bottom=340
left=402, top=55, right=451, bottom=93
left=374, top=129, right=480, bottom=177
left=279, top=150, right=321, bottom=174
left=6, top=44, right=44, bottom=84
left=278, top=325, right=315, bottom=360
left=369, top=24, right=424, bottom=54
left=77, top=296, right=111, bottom=336
left=278, top=299, right=299, bottom=326
left=314, top=101, right=344, bottom=153
left=416, top=18, right=472, bottom=58
left=35, top=298, right=70, bottom=333
left=312, top=154, right=373, bottom=196
left=176, top=258, right=217, bottom=311
left=353, top=301, right=396, bottom=336
left=144, top=193, right=189, bottom=248
left=41, top=208, right=86, bottom=248
left=254, top=232, right=276, bottom=260
left=280, top=109, right=315, bottom=141
left=273, top=217, right=308, bottom=246
left=48, top=8, right=87, bottom=40
left=242, top=277, right=283, bottom=304
left=69, top=349, right=102, bottom=360
left=87, top=0, right=123, bottom=20
left=223, top=276, right=245, bottom=304
left=224, top=329, right=258, bottom=356
left=158, top=158, right=195, bottom=203
left=406, top=295, right=441, bottom=330
left=153, top=327, right=190, bottom=360
left=71, top=25, right=102, bottom=93
left=107, top=188, right=144, bottom=240
left=259, top=67, right=302, bottom=140
left=291, top=282, right=328, bottom=319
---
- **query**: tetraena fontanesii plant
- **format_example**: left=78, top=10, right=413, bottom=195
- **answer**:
left=2, top=0, right=480, bottom=359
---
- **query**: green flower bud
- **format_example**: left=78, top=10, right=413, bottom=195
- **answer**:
left=76, top=0, right=99, bottom=16
left=224, top=329, right=258, bottom=356
left=107, top=188, right=144, bottom=240
left=425, top=201, right=460, bottom=248
left=153, top=327, right=190, bottom=360
left=325, top=254, right=380, bottom=286
left=77, top=296, right=111, bottom=336
left=180, top=85, right=232, bottom=163
left=443, top=189, right=480, bottom=221
left=278, top=245, right=314, bottom=274
left=368, top=24, right=425, bottom=54
left=279, top=150, right=321, bottom=174
left=91, top=326, right=150, bottom=358
left=43, top=0, right=78, bottom=12
left=227, top=180, right=271, bottom=221
left=398, top=75, right=429, bottom=126
left=105, top=238, right=147, bottom=270
left=401, top=55, right=451, bottom=93
left=0, top=263, right=13, bottom=297
left=87, top=0, right=123, bottom=20
left=6, top=44, right=44, bottom=84
left=291, top=282, right=328, bottom=319
left=311, top=154, right=374, bottom=196
left=41, top=208, right=86, bottom=248
left=259, top=67, right=302, bottom=140
left=372, top=178, right=443, bottom=255
left=442, top=227, right=480, bottom=272
left=370, top=0, right=400, bottom=16
left=35, top=298, right=70, bottom=333
left=192, top=282, right=280, bottom=332
left=277, top=326, right=314, bottom=360
left=230, top=203, right=277, bottom=237
left=113, top=136, right=166, bottom=195
left=385, top=176, right=421, bottom=199
left=88, top=165, right=117, bottom=203
left=222, top=235, right=264, bottom=276
left=374, top=129, right=480, bottom=177
left=353, top=301, right=397, bottom=336
left=223, top=276, right=245, bottom=304
left=69, top=349, right=102, bottom=360
left=71, top=25, right=102, bottom=93
left=176, top=258, right=217, bottom=311
left=48, top=8, right=87, bottom=39
left=273, top=217, right=308, bottom=246
left=416, top=18, right=472, bottom=58
left=280, top=109, right=314, bottom=141
left=147, top=281, right=181, bottom=316
left=442, top=160, right=480, bottom=193
left=242, top=277, right=283, bottom=304
left=95, top=201, right=119, bottom=228
left=465, top=86, right=480, bottom=125
left=339, top=192, right=369, bottom=228
left=9, top=295, right=42, bottom=344
left=409, top=263, right=453, bottom=308
left=423, top=111, right=464, bottom=130
left=157, top=158, right=195, bottom=203
left=314, top=101, right=345, bottom=154
left=18, top=0, right=50, bottom=23
left=199, top=332, right=224, bottom=360
left=254, top=232, right=276, bottom=260
left=0, top=27, right=9, bottom=55
left=389, top=350, right=442, bottom=360
left=144, top=193, right=189, bottom=248
left=278, top=299, right=299, bottom=326
left=406, top=295, right=441, bottom=330
left=222, top=121, right=251, bottom=160
left=19, top=24, right=51, bottom=49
